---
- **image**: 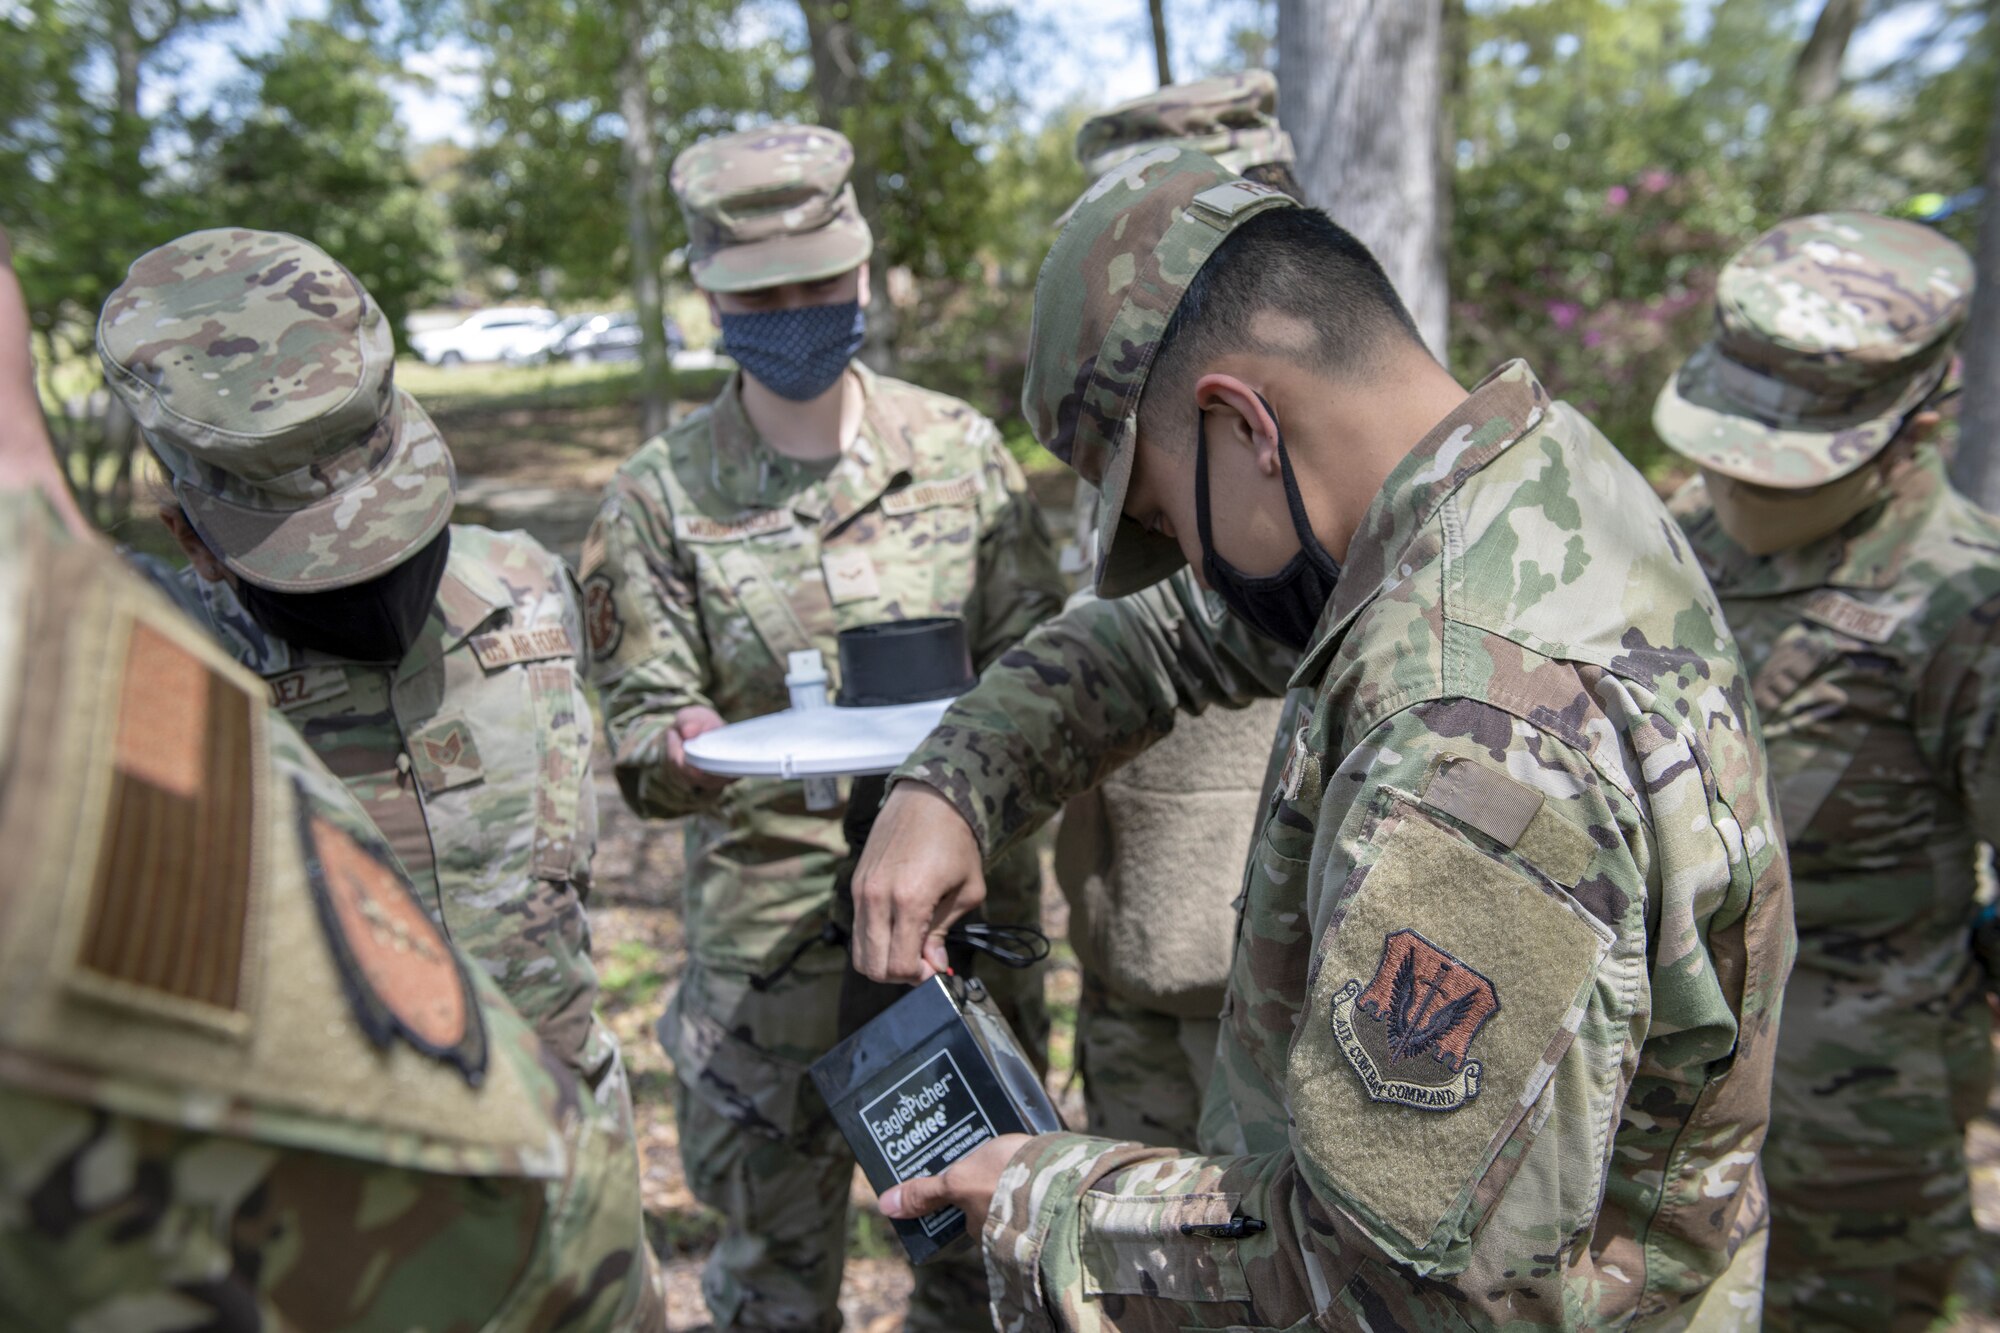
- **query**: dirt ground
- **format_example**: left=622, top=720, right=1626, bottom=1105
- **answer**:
left=438, top=369, right=1999, bottom=1331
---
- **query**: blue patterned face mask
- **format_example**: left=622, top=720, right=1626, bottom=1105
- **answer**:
left=720, top=300, right=865, bottom=401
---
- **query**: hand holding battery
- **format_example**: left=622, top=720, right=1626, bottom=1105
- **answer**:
left=852, top=781, right=986, bottom=983
left=665, top=706, right=736, bottom=793
left=877, top=1131, right=1028, bottom=1234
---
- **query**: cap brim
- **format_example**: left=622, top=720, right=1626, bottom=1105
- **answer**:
left=1653, top=341, right=1934, bottom=488
left=691, top=221, right=873, bottom=294
left=1090, top=415, right=1187, bottom=598
left=184, top=391, right=456, bottom=593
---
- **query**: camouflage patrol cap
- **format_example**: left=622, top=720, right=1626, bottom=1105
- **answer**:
left=98, top=229, right=454, bottom=593
left=1025, top=147, right=1299, bottom=596
left=1077, top=70, right=1296, bottom=179
left=1655, top=211, right=1973, bottom=488
left=671, top=125, right=874, bottom=293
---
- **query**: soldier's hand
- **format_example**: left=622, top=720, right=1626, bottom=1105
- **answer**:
left=852, top=781, right=985, bottom=983
left=665, top=706, right=735, bottom=792
left=877, top=1132, right=1027, bottom=1235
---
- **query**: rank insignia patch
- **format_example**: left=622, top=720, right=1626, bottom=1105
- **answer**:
left=408, top=715, right=483, bottom=795
left=1331, top=929, right=1498, bottom=1112
left=583, top=572, right=623, bottom=661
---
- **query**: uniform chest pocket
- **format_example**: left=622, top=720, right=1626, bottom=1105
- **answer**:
left=1219, top=723, right=1321, bottom=1029
left=881, top=475, right=983, bottom=616
left=525, top=662, right=588, bottom=882
left=1753, top=621, right=1906, bottom=838
left=714, top=545, right=822, bottom=665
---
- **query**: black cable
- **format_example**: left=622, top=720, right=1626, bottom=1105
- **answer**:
left=748, top=919, right=1051, bottom=991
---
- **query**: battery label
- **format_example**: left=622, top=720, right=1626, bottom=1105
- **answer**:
left=860, top=1049, right=996, bottom=1237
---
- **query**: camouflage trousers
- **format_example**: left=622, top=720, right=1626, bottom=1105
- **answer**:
left=1762, top=947, right=1995, bottom=1332
left=664, top=951, right=1046, bottom=1331
left=442, top=871, right=603, bottom=1080
left=1075, top=974, right=1219, bottom=1148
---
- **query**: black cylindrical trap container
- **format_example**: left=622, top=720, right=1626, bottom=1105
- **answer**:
left=835, top=617, right=974, bottom=707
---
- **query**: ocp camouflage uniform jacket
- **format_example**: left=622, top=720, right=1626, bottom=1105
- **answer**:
left=583, top=364, right=1066, bottom=977
left=1672, top=445, right=2000, bottom=1137
left=136, top=523, right=603, bottom=1075
left=0, top=495, right=662, bottom=1331
left=897, top=362, right=1795, bottom=1330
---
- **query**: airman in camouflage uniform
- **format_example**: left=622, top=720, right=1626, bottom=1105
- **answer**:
left=583, top=126, right=1067, bottom=1331
left=1075, top=69, right=1300, bottom=195
left=1656, top=212, right=1996, bottom=1332
left=0, top=238, right=663, bottom=1328
left=99, top=229, right=611, bottom=1085
left=1055, top=71, right=1298, bottom=1148
left=859, top=150, right=1794, bottom=1329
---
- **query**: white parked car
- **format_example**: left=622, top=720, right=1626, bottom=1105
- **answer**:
left=409, top=307, right=559, bottom=367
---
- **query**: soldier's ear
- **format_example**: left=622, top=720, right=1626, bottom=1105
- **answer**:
left=1192, top=373, right=1281, bottom=478
left=854, top=261, right=871, bottom=311
left=1905, top=409, right=1942, bottom=448
left=158, top=506, right=232, bottom=585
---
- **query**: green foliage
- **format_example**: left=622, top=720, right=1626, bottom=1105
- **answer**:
left=2, top=1, right=448, bottom=523
left=190, top=20, right=449, bottom=340
left=803, top=0, right=1024, bottom=284
left=896, top=108, right=1090, bottom=432
left=1863, top=0, right=1995, bottom=253
left=2, top=0, right=231, bottom=524
left=450, top=0, right=792, bottom=301
left=1452, top=0, right=1905, bottom=471
left=1, top=1, right=224, bottom=346
left=599, top=937, right=672, bottom=1009
left=1448, top=0, right=1993, bottom=474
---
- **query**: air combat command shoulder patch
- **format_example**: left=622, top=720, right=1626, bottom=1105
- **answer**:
left=1331, top=929, right=1498, bottom=1112
left=583, top=573, right=623, bottom=662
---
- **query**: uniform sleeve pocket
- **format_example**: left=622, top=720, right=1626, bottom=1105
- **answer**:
left=661, top=969, right=807, bottom=1140
left=1079, top=1190, right=1251, bottom=1302
left=527, top=663, right=586, bottom=881
left=1287, top=800, right=1613, bottom=1266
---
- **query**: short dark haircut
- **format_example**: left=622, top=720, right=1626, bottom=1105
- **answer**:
left=1138, top=206, right=1427, bottom=442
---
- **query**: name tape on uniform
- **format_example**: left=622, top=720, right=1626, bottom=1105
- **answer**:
left=1801, top=590, right=1898, bottom=645
left=469, top=625, right=576, bottom=671
left=266, top=665, right=351, bottom=712
left=674, top=510, right=799, bottom=543
left=881, top=474, right=982, bottom=516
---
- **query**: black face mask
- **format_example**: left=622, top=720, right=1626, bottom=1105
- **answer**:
left=237, top=528, right=452, bottom=664
left=1194, top=400, right=1340, bottom=652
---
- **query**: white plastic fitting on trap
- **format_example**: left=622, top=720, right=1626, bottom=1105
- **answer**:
left=786, top=650, right=830, bottom=711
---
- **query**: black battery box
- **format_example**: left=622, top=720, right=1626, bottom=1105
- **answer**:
left=810, top=973, right=1062, bottom=1263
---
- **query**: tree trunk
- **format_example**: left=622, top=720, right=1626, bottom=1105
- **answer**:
left=618, top=0, right=672, bottom=439
left=1948, top=76, right=2000, bottom=510
left=1434, top=0, right=1465, bottom=372
left=108, top=0, right=141, bottom=120
left=799, top=0, right=896, bottom=371
left=1790, top=0, right=1862, bottom=108
left=1149, top=0, right=1173, bottom=86
left=1277, top=0, right=1449, bottom=359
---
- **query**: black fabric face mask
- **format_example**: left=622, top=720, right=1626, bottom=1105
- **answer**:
left=1194, top=399, right=1340, bottom=652
left=237, top=528, right=452, bottom=664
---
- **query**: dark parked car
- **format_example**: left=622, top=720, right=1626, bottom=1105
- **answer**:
left=558, top=312, right=687, bottom=362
